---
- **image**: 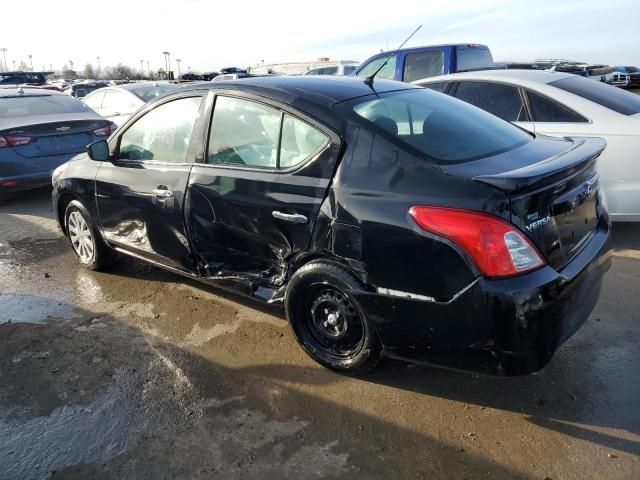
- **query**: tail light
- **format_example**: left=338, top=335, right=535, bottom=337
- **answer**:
left=93, top=123, right=118, bottom=137
left=409, top=206, right=545, bottom=278
left=0, top=135, right=33, bottom=148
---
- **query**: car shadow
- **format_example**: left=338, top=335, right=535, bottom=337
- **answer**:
left=1, top=296, right=529, bottom=479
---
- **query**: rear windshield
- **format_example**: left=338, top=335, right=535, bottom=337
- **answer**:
left=456, top=47, right=494, bottom=72
left=347, top=89, right=532, bottom=164
left=550, top=76, right=640, bottom=115
left=0, top=95, right=90, bottom=117
left=130, top=84, right=179, bottom=102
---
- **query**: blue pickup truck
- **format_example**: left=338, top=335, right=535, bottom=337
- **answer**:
left=355, top=44, right=495, bottom=83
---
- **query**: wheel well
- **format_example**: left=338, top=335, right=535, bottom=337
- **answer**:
left=289, top=253, right=370, bottom=292
left=57, top=193, right=77, bottom=235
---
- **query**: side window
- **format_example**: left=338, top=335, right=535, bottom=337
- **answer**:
left=421, top=82, right=449, bottom=93
left=207, top=96, right=281, bottom=168
left=356, top=55, right=397, bottom=80
left=343, top=65, right=358, bottom=76
left=207, top=97, right=329, bottom=169
left=403, top=51, right=445, bottom=83
left=453, top=82, right=527, bottom=122
left=527, top=90, right=588, bottom=123
left=280, top=115, right=329, bottom=168
left=83, top=90, right=105, bottom=110
left=119, top=96, right=202, bottom=162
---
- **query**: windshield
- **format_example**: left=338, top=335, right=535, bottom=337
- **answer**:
left=0, top=95, right=90, bottom=117
left=550, top=76, right=640, bottom=115
left=130, top=84, right=179, bottom=102
left=356, top=55, right=397, bottom=80
left=346, top=89, right=532, bottom=164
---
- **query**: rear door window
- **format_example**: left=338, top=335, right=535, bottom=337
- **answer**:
left=420, top=82, right=449, bottom=93
left=453, top=81, right=527, bottom=122
left=550, top=76, right=640, bottom=115
left=526, top=90, right=588, bottom=122
left=403, top=51, right=444, bottom=82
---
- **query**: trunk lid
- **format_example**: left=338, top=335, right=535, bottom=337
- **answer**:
left=1, top=113, right=109, bottom=158
left=444, top=136, right=607, bottom=270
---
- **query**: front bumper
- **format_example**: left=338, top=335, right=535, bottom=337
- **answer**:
left=355, top=217, right=613, bottom=376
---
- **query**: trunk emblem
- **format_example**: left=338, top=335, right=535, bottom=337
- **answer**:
left=56, top=126, right=71, bottom=132
left=525, top=215, right=551, bottom=232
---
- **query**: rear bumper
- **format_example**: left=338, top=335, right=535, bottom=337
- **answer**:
left=355, top=217, right=613, bottom=376
left=0, top=153, right=78, bottom=194
left=0, top=172, right=53, bottom=193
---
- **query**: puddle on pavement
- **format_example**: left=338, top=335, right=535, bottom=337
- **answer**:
left=0, top=293, right=78, bottom=324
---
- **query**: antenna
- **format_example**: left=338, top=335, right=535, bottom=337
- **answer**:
left=364, top=25, right=422, bottom=86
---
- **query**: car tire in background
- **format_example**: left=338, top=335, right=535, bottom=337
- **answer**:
left=64, top=200, right=114, bottom=271
left=285, top=261, right=383, bottom=374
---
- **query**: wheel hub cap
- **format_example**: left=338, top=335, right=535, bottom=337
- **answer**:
left=68, top=211, right=94, bottom=263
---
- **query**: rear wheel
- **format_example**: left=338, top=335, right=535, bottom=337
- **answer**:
left=285, top=261, right=382, bottom=374
left=64, top=200, right=114, bottom=271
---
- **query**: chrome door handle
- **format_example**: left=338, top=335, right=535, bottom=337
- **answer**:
left=272, top=211, right=308, bottom=224
left=152, top=188, right=174, bottom=198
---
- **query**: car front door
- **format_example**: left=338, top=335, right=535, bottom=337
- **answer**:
left=95, top=93, right=205, bottom=272
left=186, top=93, right=340, bottom=294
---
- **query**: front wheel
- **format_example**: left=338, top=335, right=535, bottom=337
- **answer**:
left=285, top=261, right=382, bottom=374
left=64, top=200, right=114, bottom=271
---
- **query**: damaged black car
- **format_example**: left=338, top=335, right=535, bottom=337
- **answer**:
left=52, top=76, right=612, bottom=376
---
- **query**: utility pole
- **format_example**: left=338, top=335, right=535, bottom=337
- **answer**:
left=176, top=58, right=181, bottom=80
left=0, top=48, right=7, bottom=72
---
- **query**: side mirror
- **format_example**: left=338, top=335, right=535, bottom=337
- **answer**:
left=87, top=140, right=110, bottom=161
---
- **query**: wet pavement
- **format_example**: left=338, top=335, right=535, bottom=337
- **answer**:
left=0, top=188, right=639, bottom=480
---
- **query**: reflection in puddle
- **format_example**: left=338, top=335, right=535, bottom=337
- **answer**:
left=0, top=293, right=78, bottom=324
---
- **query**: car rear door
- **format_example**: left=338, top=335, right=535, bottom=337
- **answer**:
left=186, top=92, right=340, bottom=292
left=95, top=93, right=206, bottom=272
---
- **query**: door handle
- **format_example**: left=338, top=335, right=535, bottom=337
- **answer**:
left=272, top=211, right=308, bottom=224
left=152, top=188, right=174, bottom=198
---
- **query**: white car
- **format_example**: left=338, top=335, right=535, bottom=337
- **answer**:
left=414, top=70, right=640, bottom=221
left=304, top=62, right=359, bottom=76
left=82, top=82, right=180, bottom=126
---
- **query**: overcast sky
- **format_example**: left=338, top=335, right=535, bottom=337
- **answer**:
left=2, top=0, right=639, bottom=73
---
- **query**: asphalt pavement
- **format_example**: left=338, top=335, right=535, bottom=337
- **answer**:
left=0, top=188, right=638, bottom=479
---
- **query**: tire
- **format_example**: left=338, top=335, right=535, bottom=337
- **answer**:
left=285, top=261, right=382, bottom=375
left=64, top=200, right=114, bottom=271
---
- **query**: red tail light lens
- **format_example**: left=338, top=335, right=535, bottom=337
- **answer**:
left=93, top=123, right=118, bottom=137
left=0, top=135, right=33, bottom=148
left=409, top=206, right=545, bottom=278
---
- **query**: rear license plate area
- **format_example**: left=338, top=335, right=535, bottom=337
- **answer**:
left=552, top=177, right=599, bottom=257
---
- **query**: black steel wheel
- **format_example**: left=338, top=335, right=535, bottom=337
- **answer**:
left=285, top=261, right=382, bottom=374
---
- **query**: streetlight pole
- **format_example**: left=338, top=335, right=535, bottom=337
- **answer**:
left=0, top=48, right=7, bottom=72
left=96, top=56, right=101, bottom=77
left=140, top=59, right=144, bottom=78
left=28, top=54, right=33, bottom=71
left=146, top=60, right=150, bottom=78
left=176, top=58, right=181, bottom=80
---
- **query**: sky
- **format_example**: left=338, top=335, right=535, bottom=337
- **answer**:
left=2, top=0, right=639, bottom=74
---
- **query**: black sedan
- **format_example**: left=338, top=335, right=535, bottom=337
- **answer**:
left=52, top=76, right=612, bottom=376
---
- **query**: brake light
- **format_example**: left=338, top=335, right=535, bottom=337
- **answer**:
left=93, top=123, right=117, bottom=137
left=0, top=135, right=33, bottom=148
left=409, top=206, right=545, bottom=278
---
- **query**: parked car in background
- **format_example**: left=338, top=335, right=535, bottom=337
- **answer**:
left=414, top=70, right=640, bottom=221
left=0, top=88, right=116, bottom=197
left=355, top=44, right=494, bottom=83
left=0, top=71, right=50, bottom=86
left=304, top=61, right=359, bottom=76
left=67, top=81, right=109, bottom=98
left=82, top=82, right=181, bottom=126
left=53, top=76, right=611, bottom=376
left=613, top=66, right=640, bottom=88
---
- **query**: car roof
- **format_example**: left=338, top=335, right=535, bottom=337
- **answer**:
left=177, top=75, right=418, bottom=107
left=413, top=69, right=576, bottom=85
left=0, top=87, right=65, bottom=98
left=118, top=82, right=177, bottom=92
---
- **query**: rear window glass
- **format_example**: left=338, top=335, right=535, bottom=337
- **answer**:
left=456, top=47, right=494, bottom=71
left=130, top=84, right=179, bottom=102
left=347, top=89, right=532, bottom=164
left=403, top=51, right=444, bottom=82
left=0, top=95, right=90, bottom=117
left=550, top=76, right=640, bottom=115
